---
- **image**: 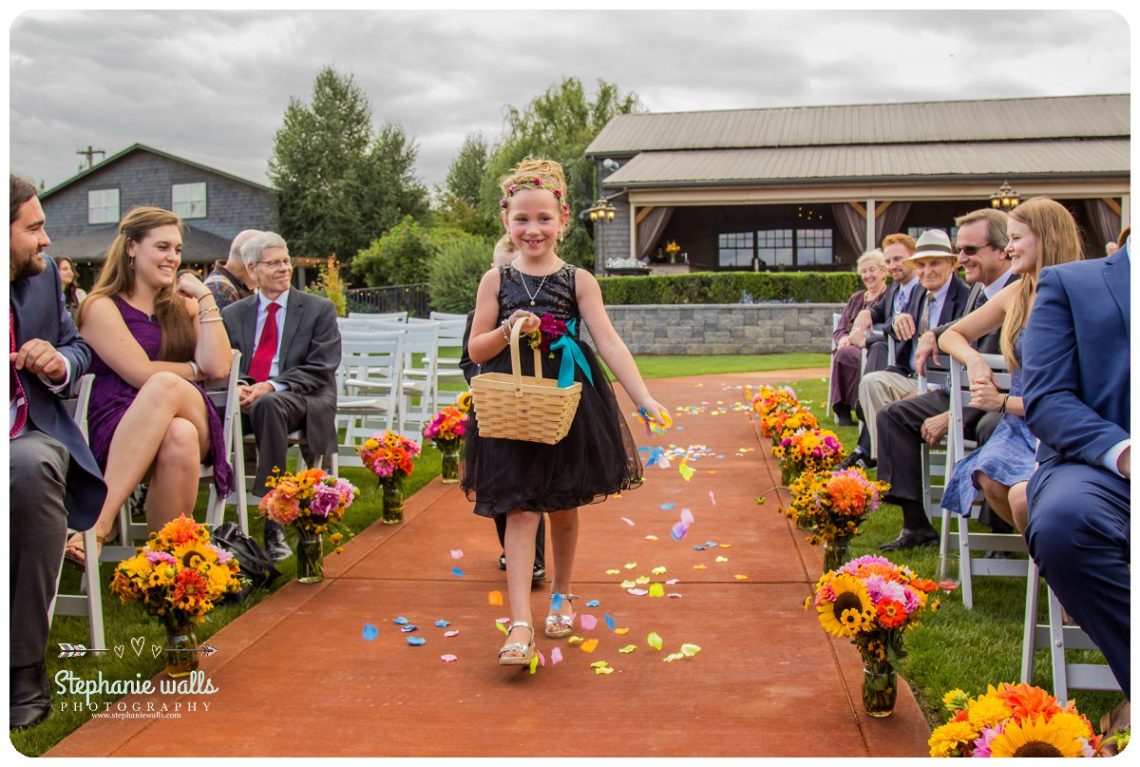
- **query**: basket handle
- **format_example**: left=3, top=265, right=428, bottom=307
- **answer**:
left=508, top=319, right=544, bottom=396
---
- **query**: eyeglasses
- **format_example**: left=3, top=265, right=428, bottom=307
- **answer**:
left=258, top=258, right=292, bottom=270
left=955, top=245, right=992, bottom=256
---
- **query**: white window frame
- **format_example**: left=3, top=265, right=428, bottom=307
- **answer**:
left=172, top=182, right=207, bottom=219
left=87, top=189, right=120, bottom=225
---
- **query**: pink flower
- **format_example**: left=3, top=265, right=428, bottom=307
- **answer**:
left=259, top=491, right=301, bottom=525
left=309, top=485, right=342, bottom=518
left=146, top=551, right=176, bottom=566
left=532, top=177, right=542, bottom=186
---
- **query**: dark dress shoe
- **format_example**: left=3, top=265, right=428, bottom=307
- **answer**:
left=532, top=563, right=545, bottom=582
left=837, top=450, right=876, bottom=471
left=879, top=528, right=939, bottom=551
left=10, top=664, right=50, bottom=730
left=498, top=553, right=507, bottom=571
left=263, top=522, right=292, bottom=562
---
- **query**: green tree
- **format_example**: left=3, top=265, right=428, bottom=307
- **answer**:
left=354, top=217, right=479, bottom=288
left=480, top=77, right=642, bottom=269
left=445, top=133, right=488, bottom=206
left=269, top=66, right=429, bottom=275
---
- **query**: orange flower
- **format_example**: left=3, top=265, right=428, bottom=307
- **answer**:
left=875, top=598, right=908, bottom=628
left=160, top=515, right=207, bottom=547
left=992, top=682, right=1063, bottom=721
left=827, top=474, right=868, bottom=515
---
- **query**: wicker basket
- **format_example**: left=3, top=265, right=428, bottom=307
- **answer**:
left=471, top=320, right=582, bottom=444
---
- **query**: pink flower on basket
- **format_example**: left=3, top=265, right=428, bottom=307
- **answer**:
left=309, top=485, right=343, bottom=518
left=259, top=491, right=301, bottom=525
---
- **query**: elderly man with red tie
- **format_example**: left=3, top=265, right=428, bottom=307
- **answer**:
left=222, top=232, right=340, bottom=560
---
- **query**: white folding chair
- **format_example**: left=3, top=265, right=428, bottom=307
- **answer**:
left=336, top=332, right=407, bottom=466
left=939, top=354, right=1029, bottom=608
left=430, top=317, right=469, bottom=407
left=1021, top=558, right=1121, bottom=703
left=375, top=320, right=439, bottom=436
left=826, top=313, right=842, bottom=419
left=50, top=373, right=105, bottom=649
left=204, top=350, right=248, bottom=533
left=348, top=311, right=408, bottom=323
left=429, top=311, right=468, bottom=322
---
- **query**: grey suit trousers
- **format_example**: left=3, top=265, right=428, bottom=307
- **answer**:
left=10, top=429, right=70, bottom=669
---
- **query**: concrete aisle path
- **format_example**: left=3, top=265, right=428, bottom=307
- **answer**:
left=50, top=369, right=932, bottom=758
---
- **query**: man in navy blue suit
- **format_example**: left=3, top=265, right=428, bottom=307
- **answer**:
left=1022, top=242, right=1130, bottom=699
left=9, top=174, right=106, bottom=729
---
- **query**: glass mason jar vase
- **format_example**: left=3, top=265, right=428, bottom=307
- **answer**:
left=296, top=533, right=324, bottom=584
left=163, top=617, right=199, bottom=678
left=381, top=480, right=404, bottom=525
left=822, top=537, right=851, bottom=573
left=438, top=440, right=461, bottom=484
left=860, top=654, right=898, bottom=717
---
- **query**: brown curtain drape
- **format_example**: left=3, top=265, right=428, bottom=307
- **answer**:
left=874, top=202, right=912, bottom=246
left=1083, top=199, right=1121, bottom=250
left=636, top=207, right=674, bottom=261
left=832, top=203, right=868, bottom=257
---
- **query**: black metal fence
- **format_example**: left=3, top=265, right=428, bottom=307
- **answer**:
left=345, top=284, right=431, bottom=317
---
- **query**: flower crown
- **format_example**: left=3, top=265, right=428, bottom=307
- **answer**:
left=499, top=177, right=570, bottom=215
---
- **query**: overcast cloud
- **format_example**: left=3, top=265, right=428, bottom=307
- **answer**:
left=8, top=9, right=1131, bottom=194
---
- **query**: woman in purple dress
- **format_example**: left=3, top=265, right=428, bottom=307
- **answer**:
left=830, top=249, right=888, bottom=425
left=65, top=207, right=233, bottom=564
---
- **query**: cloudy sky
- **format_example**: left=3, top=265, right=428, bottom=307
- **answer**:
left=7, top=8, right=1131, bottom=194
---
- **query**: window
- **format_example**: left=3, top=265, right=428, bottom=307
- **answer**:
left=796, top=228, right=833, bottom=265
left=172, top=182, right=207, bottom=219
left=87, top=189, right=120, bottom=225
left=718, top=232, right=754, bottom=267
left=757, top=229, right=794, bottom=267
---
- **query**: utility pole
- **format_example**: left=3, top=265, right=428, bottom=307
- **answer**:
left=76, top=145, right=105, bottom=171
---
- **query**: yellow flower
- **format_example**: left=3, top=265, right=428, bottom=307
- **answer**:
left=816, top=574, right=873, bottom=638
left=928, top=721, right=980, bottom=757
left=966, top=694, right=1012, bottom=730
left=363, top=438, right=380, bottom=451
left=988, top=715, right=1086, bottom=757
left=456, top=391, right=473, bottom=413
left=942, top=689, right=970, bottom=712
left=1046, top=710, right=1093, bottom=742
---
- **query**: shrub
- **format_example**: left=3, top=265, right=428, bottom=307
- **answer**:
left=353, top=218, right=483, bottom=288
left=429, top=236, right=495, bottom=313
left=304, top=254, right=348, bottom=316
left=598, top=272, right=861, bottom=305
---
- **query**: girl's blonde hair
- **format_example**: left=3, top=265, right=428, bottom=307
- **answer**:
left=498, top=157, right=571, bottom=234
left=1001, top=197, right=1083, bottom=369
left=80, top=206, right=195, bottom=362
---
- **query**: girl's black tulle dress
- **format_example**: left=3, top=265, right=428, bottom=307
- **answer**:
left=462, top=263, right=643, bottom=518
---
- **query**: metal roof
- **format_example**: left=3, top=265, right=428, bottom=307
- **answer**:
left=601, top=140, right=1129, bottom=187
left=587, top=94, right=1129, bottom=155
left=48, top=223, right=231, bottom=264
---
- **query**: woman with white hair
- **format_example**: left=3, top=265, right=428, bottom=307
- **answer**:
left=829, top=249, right=889, bottom=426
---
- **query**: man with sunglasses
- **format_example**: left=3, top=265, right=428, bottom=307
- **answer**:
left=874, top=209, right=1015, bottom=550
left=223, top=232, right=341, bottom=560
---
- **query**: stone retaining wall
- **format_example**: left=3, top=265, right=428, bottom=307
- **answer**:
left=581, top=304, right=845, bottom=355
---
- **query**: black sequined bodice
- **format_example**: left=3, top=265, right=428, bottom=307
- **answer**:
left=498, top=263, right=579, bottom=325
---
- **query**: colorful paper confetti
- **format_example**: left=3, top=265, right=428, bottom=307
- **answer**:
left=393, top=616, right=409, bottom=625
left=362, top=624, right=379, bottom=641
left=550, top=647, right=563, bottom=665
left=451, top=567, right=464, bottom=577
left=604, top=613, right=616, bottom=631
left=407, top=637, right=426, bottom=646
left=449, top=549, right=464, bottom=559
left=586, top=600, right=601, bottom=608
left=648, top=583, right=665, bottom=598
left=488, top=591, right=503, bottom=606
left=434, top=619, right=450, bottom=628
left=444, top=630, right=459, bottom=638
left=580, top=639, right=599, bottom=653
left=647, top=632, right=664, bottom=650
left=620, top=517, right=635, bottom=526
left=440, top=654, right=458, bottom=663
left=580, top=614, right=598, bottom=631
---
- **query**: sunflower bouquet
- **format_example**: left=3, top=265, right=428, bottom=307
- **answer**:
left=762, top=407, right=819, bottom=443
left=773, top=427, right=845, bottom=483
left=258, top=467, right=359, bottom=537
left=786, top=468, right=889, bottom=555
left=423, top=406, right=468, bottom=482
left=358, top=430, right=421, bottom=524
left=110, top=515, right=244, bottom=625
left=808, top=554, right=941, bottom=715
left=928, top=683, right=1108, bottom=757
left=750, top=384, right=799, bottom=422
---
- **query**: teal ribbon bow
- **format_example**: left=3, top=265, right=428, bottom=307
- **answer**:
left=551, top=318, right=593, bottom=388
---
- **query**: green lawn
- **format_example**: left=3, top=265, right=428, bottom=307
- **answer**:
left=783, top=377, right=1124, bottom=733
left=13, top=450, right=441, bottom=757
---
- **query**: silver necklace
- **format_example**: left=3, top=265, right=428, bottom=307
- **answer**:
left=517, top=262, right=560, bottom=306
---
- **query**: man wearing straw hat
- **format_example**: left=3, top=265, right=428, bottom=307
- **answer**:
left=844, top=229, right=970, bottom=486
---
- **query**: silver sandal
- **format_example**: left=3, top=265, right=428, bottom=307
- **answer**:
left=498, top=621, right=535, bottom=666
left=544, top=593, right=579, bottom=639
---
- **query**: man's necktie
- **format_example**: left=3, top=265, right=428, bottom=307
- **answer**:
left=10, top=308, right=27, bottom=439
left=894, top=286, right=907, bottom=316
left=919, top=291, right=934, bottom=335
left=973, top=289, right=988, bottom=312
left=248, top=302, right=280, bottom=383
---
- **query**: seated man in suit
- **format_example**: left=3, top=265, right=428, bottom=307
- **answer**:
left=9, top=174, right=107, bottom=729
left=845, top=234, right=922, bottom=463
left=1022, top=242, right=1130, bottom=699
left=222, top=232, right=340, bottom=560
left=842, top=229, right=971, bottom=470
left=874, top=209, right=1015, bottom=550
